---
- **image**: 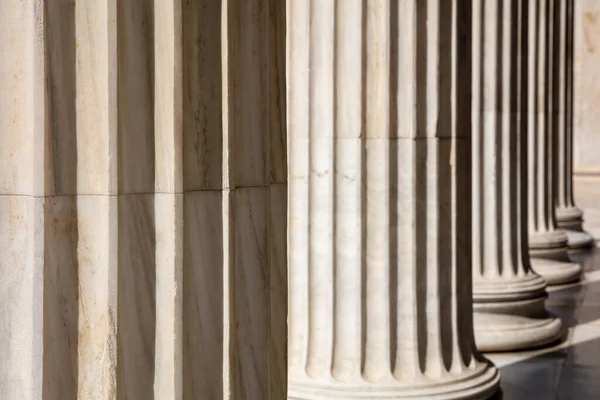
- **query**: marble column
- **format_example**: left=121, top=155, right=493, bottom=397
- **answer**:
left=553, top=0, right=595, bottom=249
left=0, top=0, right=287, bottom=398
left=471, top=0, right=562, bottom=352
left=287, top=1, right=499, bottom=398
left=527, top=0, right=582, bottom=285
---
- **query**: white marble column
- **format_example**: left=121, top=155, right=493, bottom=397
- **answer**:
left=287, top=1, right=499, bottom=398
left=527, top=0, right=582, bottom=285
left=554, top=0, right=594, bottom=249
left=471, top=0, right=562, bottom=352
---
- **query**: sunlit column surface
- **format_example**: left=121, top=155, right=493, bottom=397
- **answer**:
left=527, top=0, right=582, bottom=285
left=287, top=0, right=499, bottom=398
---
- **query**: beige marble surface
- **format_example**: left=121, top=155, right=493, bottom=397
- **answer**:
left=574, top=0, right=600, bottom=240
left=0, top=0, right=286, bottom=399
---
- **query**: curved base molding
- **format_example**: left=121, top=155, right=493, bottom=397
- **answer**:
left=564, top=229, right=595, bottom=250
left=529, top=230, right=569, bottom=252
left=531, top=257, right=582, bottom=285
left=473, top=273, right=547, bottom=302
left=474, top=277, right=563, bottom=351
left=474, top=311, right=563, bottom=352
left=556, top=206, right=584, bottom=231
left=288, top=364, right=500, bottom=400
left=556, top=207, right=595, bottom=250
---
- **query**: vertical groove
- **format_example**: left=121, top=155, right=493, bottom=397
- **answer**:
left=500, top=0, right=513, bottom=277
left=306, top=0, right=334, bottom=378
left=414, top=0, right=428, bottom=376
left=331, top=0, right=362, bottom=381
left=450, top=0, right=474, bottom=371
left=547, top=0, right=557, bottom=231
left=425, top=0, right=444, bottom=377
left=388, top=0, right=399, bottom=376
left=483, top=0, right=501, bottom=279
left=362, top=0, right=391, bottom=383
left=533, top=0, right=550, bottom=233
left=527, top=0, right=538, bottom=234
left=515, top=0, right=529, bottom=277
left=438, top=0, right=453, bottom=372
left=472, top=0, right=483, bottom=278
left=565, top=0, right=575, bottom=208
left=556, top=0, right=568, bottom=210
left=394, top=0, right=422, bottom=380
left=519, top=0, right=532, bottom=272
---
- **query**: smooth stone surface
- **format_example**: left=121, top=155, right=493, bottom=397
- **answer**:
left=474, top=313, right=563, bottom=352
left=531, top=257, right=583, bottom=285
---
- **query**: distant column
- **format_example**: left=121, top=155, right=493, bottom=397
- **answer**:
left=471, top=0, right=562, bottom=351
left=527, top=0, right=582, bottom=284
left=554, top=0, right=594, bottom=249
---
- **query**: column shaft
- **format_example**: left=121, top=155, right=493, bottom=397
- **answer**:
left=471, top=0, right=562, bottom=352
left=287, top=1, right=499, bottom=398
left=553, top=0, right=594, bottom=248
left=527, top=0, right=582, bottom=285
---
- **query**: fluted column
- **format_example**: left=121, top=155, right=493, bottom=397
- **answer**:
left=471, top=0, right=562, bottom=352
left=553, top=0, right=594, bottom=249
left=527, top=0, right=582, bottom=285
left=287, top=1, right=499, bottom=398
left=0, top=0, right=287, bottom=398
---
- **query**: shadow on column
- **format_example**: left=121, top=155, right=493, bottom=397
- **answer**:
left=182, top=0, right=224, bottom=399
left=117, top=1, right=157, bottom=398
left=43, top=1, right=79, bottom=398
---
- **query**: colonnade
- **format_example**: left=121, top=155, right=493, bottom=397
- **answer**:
left=0, top=0, right=593, bottom=399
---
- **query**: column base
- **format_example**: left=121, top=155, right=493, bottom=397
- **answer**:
left=556, top=205, right=584, bottom=231
left=473, top=274, right=563, bottom=351
left=474, top=312, right=563, bottom=352
left=556, top=206, right=595, bottom=250
left=528, top=230, right=569, bottom=255
left=530, top=257, right=582, bottom=285
left=289, top=363, right=500, bottom=400
left=564, top=229, right=595, bottom=251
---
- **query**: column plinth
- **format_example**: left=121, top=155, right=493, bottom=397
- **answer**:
left=471, top=0, right=563, bottom=352
left=527, top=0, right=582, bottom=285
left=553, top=0, right=594, bottom=249
left=287, top=1, right=499, bottom=398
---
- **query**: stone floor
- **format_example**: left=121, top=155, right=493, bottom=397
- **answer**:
left=487, top=246, right=600, bottom=399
